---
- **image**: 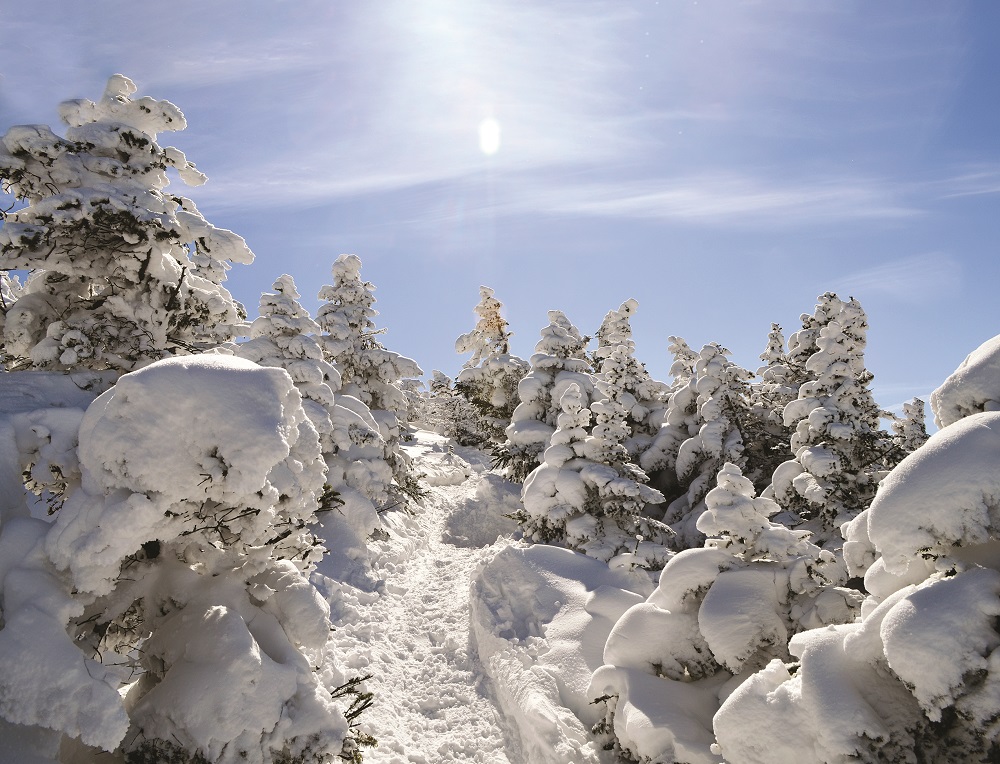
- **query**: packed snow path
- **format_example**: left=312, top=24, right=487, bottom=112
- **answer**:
left=322, top=432, right=522, bottom=764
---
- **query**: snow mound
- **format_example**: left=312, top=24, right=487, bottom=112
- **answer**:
left=471, top=544, right=650, bottom=763
left=845, top=411, right=1000, bottom=597
left=931, top=333, right=1000, bottom=429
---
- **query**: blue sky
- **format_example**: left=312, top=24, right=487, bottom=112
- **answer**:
left=2, top=0, right=999, bottom=417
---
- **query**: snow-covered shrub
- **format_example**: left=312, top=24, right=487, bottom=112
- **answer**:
left=0, top=75, right=251, bottom=372
left=591, top=463, right=860, bottom=764
left=316, top=254, right=423, bottom=500
left=766, top=293, right=897, bottom=548
left=0, top=356, right=368, bottom=763
left=498, top=310, right=594, bottom=481
left=715, top=345, right=1000, bottom=764
left=518, top=383, right=670, bottom=568
left=454, top=286, right=529, bottom=446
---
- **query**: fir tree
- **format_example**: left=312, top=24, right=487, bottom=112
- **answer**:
left=518, top=382, right=670, bottom=568
left=454, top=286, right=528, bottom=446
left=498, top=310, right=593, bottom=481
left=892, top=397, right=929, bottom=453
left=0, top=75, right=251, bottom=372
left=316, top=254, right=423, bottom=498
left=768, top=293, right=898, bottom=547
left=237, top=274, right=339, bottom=447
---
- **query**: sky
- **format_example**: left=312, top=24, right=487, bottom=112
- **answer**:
left=2, top=0, right=999, bottom=420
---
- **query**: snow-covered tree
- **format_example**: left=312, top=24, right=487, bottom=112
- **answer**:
left=518, top=382, right=670, bottom=568
left=591, top=463, right=860, bottom=764
left=455, top=285, right=511, bottom=368
left=767, top=293, right=897, bottom=548
left=454, top=286, right=528, bottom=446
left=891, top=397, right=929, bottom=453
left=641, top=343, right=752, bottom=548
left=0, top=75, right=251, bottom=372
left=498, top=310, right=594, bottom=481
left=420, top=368, right=484, bottom=446
left=666, top=335, right=698, bottom=390
left=0, top=356, right=370, bottom=763
left=591, top=300, right=668, bottom=454
left=717, top=342, right=1000, bottom=763
left=744, top=323, right=797, bottom=490
left=238, top=274, right=339, bottom=441
left=316, top=253, right=423, bottom=497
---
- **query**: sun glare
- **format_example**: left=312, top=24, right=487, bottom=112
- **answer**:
left=478, top=118, right=501, bottom=155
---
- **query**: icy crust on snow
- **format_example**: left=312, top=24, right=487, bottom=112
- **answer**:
left=471, top=543, right=650, bottom=764
left=930, top=333, right=1000, bottom=429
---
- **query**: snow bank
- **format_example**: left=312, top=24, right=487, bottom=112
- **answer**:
left=471, top=544, right=650, bottom=763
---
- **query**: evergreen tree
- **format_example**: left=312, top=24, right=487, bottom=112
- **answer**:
left=644, top=343, right=752, bottom=548
left=743, top=322, right=797, bottom=492
left=518, top=382, right=670, bottom=568
left=237, top=274, right=339, bottom=446
left=768, top=293, right=898, bottom=547
left=0, top=75, right=251, bottom=372
left=892, top=397, right=929, bottom=453
left=316, top=254, right=423, bottom=498
left=593, top=464, right=861, bottom=764
left=454, top=286, right=529, bottom=445
left=591, top=300, right=668, bottom=454
left=666, top=335, right=698, bottom=390
left=498, top=310, right=593, bottom=481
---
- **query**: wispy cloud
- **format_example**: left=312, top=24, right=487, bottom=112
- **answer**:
left=832, top=253, right=961, bottom=302
left=513, top=173, right=919, bottom=226
left=936, top=166, right=1000, bottom=199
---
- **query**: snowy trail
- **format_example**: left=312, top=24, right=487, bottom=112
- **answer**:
left=324, top=433, right=522, bottom=764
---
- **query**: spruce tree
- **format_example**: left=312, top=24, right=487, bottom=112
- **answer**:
left=454, top=286, right=528, bottom=445
left=768, top=293, right=897, bottom=547
left=316, top=254, right=423, bottom=498
left=0, top=75, right=251, bottom=372
left=498, top=310, right=593, bottom=481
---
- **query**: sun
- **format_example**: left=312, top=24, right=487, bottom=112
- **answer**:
left=478, top=118, right=501, bottom=156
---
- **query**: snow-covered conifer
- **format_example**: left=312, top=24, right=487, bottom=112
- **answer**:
left=455, top=285, right=511, bottom=368
left=666, top=335, right=698, bottom=390
left=743, top=323, right=797, bottom=488
left=892, top=397, right=929, bottom=453
left=454, top=286, right=529, bottom=445
left=0, top=357, right=369, bottom=763
left=519, top=382, right=670, bottom=567
left=642, top=343, right=751, bottom=548
left=316, top=254, right=423, bottom=497
left=591, top=300, right=668, bottom=454
left=593, top=299, right=638, bottom=371
left=591, top=463, right=860, bottom=764
left=498, top=310, right=594, bottom=481
left=720, top=386, right=1000, bottom=763
left=0, top=75, right=252, bottom=372
left=238, top=274, right=338, bottom=440
left=767, top=293, right=896, bottom=548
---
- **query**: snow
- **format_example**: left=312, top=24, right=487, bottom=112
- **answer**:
left=930, top=332, right=1000, bottom=429
left=0, top=328, right=997, bottom=763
